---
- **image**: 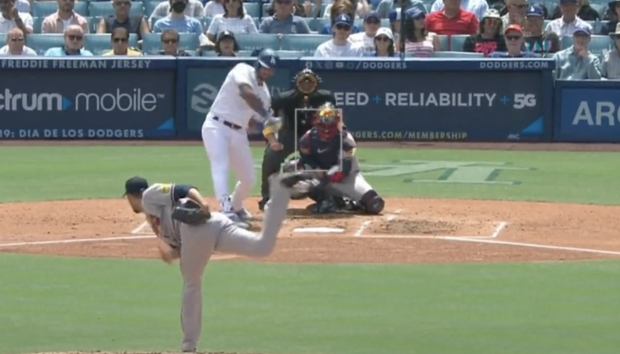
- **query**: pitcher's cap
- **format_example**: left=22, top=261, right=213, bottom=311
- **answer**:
left=123, top=176, right=149, bottom=196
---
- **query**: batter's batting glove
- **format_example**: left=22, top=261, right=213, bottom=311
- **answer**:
left=264, top=116, right=283, bottom=132
left=171, top=198, right=211, bottom=225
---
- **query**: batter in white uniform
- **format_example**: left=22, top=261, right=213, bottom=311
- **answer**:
left=201, top=48, right=282, bottom=226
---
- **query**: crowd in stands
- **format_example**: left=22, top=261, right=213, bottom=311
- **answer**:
left=0, top=0, right=619, bottom=79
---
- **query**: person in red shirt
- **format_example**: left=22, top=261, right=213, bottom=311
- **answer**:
left=424, top=0, right=478, bottom=36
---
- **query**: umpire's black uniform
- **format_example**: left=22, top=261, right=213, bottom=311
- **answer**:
left=258, top=78, right=335, bottom=210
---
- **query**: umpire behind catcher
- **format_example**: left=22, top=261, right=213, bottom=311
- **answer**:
left=258, top=68, right=336, bottom=211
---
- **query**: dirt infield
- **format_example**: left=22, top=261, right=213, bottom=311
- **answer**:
left=2, top=196, right=620, bottom=263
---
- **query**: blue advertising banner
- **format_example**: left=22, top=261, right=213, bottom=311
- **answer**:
left=180, top=59, right=291, bottom=138
left=555, top=81, right=620, bottom=142
left=299, top=59, right=553, bottom=141
left=0, top=58, right=176, bottom=139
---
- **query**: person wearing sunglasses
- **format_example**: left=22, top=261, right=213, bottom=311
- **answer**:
left=368, top=27, right=396, bottom=56
left=402, top=6, right=440, bottom=57
left=45, top=25, right=93, bottom=56
left=487, top=23, right=538, bottom=57
left=463, top=9, right=506, bottom=56
left=349, top=11, right=382, bottom=54
left=41, top=0, right=88, bottom=34
left=97, top=0, right=150, bottom=42
left=102, top=27, right=142, bottom=56
left=159, top=28, right=192, bottom=56
left=319, top=0, right=361, bottom=34
left=0, top=27, right=35, bottom=56
left=552, top=25, right=601, bottom=79
left=315, top=13, right=364, bottom=57
left=524, top=5, right=560, bottom=57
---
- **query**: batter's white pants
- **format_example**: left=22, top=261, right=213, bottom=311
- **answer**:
left=201, top=115, right=256, bottom=212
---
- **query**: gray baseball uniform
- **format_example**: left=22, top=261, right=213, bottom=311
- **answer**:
left=141, top=175, right=292, bottom=351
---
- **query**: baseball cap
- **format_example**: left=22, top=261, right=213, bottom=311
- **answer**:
left=526, top=5, right=544, bottom=17
left=217, top=30, right=235, bottom=42
left=364, top=11, right=380, bottom=22
left=123, top=176, right=148, bottom=196
left=573, top=24, right=592, bottom=36
left=504, top=24, right=524, bottom=34
left=482, top=9, right=501, bottom=19
left=335, top=13, right=353, bottom=26
left=375, top=27, right=394, bottom=40
left=560, top=0, right=578, bottom=3
left=405, top=6, right=424, bottom=19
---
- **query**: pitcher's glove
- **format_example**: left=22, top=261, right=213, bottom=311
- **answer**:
left=171, top=198, right=211, bottom=225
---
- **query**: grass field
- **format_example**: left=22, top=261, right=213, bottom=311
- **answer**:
left=1, top=145, right=619, bottom=354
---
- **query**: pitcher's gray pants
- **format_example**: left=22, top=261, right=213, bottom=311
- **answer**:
left=178, top=175, right=291, bottom=351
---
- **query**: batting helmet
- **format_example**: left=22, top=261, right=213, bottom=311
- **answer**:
left=253, top=48, right=280, bottom=70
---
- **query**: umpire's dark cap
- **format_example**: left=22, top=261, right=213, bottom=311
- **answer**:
left=123, top=176, right=149, bottom=196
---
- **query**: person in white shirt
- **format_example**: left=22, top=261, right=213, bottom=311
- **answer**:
left=0, top=27, right=35, bottom=55
left=0, top=0, right=33, bottom=34
left=349, top=11, right=381, bottom=54
left=544, top=0, right=592, bottom=38
left=314, top=14, right=364, bottom=57
left=206, top=0, right=257, bottom=42
left=204, top=0, right=226, bottom=17
left=201, top=49, right=283, bottom=225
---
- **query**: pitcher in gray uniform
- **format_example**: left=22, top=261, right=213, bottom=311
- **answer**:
left=123, top=171, right=311, bottom=352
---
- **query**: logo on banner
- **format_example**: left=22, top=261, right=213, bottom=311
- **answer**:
left=0, top=89, right=71, bottom=111
left=191, top=83, right=219, bottom=114
left=513, top=94, right=536, bottom=109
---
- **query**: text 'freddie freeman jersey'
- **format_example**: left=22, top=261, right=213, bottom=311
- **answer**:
left=207, top=62, right=271, bottom=128
left=141, top=183, right=183, bottom=250
left=299, top=128, right=359, bottom=171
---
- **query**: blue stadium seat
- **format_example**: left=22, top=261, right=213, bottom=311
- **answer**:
left=253, top=17, right=260, bottom=28
left=33, top=16, right=42, bottom=33
left=201, top=50, right=219, bottom=57
left=87, top=17, right=99, bottom=33
left=0, top=33, right=6, bottom=43
left=432, top=51, right=484, bottom=58
left=26, top=34, right=65, bottom=55
left=235, top=33, right=280, bottom=50
left=244, top=3, right=260, bottom=17
left=275, top=50, right=304, bottom=58
left=437, top=35, right=449, bottom=50
left=150, top=16, right=162, bottom=29
left=142, top=32, right=199, bottom=54
left=89, top=1, right=145, bottom=18
left=449, top=35, right=469, bottom=52
left=280, top=34, right=330, bottom=53
left=590, top=3, right=606, bottom=17
left=381, top=18, right=390, bottom=28
left=84, top=33, right=139, bottom=55
left=32, top=1, right=88, bottom=17
left=560, top=35, right=611, bottom=57
left=144, top=0, right=160, bottom=17
left=203, top=17, right=213, bottom=30
left=237, top=50, right=255, bottom=57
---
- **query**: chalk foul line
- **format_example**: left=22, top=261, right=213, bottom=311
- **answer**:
left=443, top=237, right=620, bottom=256
left=354, top=220, right=373, bottom=237
left=131, top=221, right=149, bottom=235
left=0, top=235, right=156, bottom=248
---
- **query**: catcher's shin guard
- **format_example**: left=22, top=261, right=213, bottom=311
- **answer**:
left=360, top=190, right=385, bottom=215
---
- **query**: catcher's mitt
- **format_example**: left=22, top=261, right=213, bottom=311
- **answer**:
left=171, top=198, right=211, bottom=225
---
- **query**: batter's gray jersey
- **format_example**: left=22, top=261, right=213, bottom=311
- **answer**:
left=142, top=183, right=182, bottom=249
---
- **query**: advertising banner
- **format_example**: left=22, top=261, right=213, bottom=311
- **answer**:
left=556, top=87, right=620, bottom=142
left=184, top=62, right=291, bottom=139
left=0, top=59, right=176, bottom=139
left=301, top=60, right=548, bottom=142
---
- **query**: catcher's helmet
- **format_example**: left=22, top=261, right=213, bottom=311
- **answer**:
left=253, top=48, right=280, bottom=70
left=313, top=102, right=342, bottom=140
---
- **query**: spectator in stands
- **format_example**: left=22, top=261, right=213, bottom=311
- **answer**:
left=0, top=27, right=35, bottom=55
left=259, top=0, right=311, bottom=34
left=377, top=0, right=426, bottom=19
left=158, top=28, right=192, bottom=56
left=463, top=9, right=506, bottom=56
left=150, top=0, right=204, bottom=22
left=425, top=0, right=478, bottom=36
left=364, top=27, right=395, bottom=56
left=153, top=0, right=204, bottom=36
left=402, top=7, right=440, bottom=56
left=15, top=0, right=28, bottom=13
left=430, top=0, right=488, bottom=21
left=550, top=0, right=600, bottom=21
left=320, top=0, right=361, bottom=34
left=488, top=24, right=538, bottom=57
left=600, top=0, right=620, bottom=35
left=265, top=0, right=312, bottom=17
left=41, top=0, right=89, bottom=34
left=350, top=11, right=381, bottom=53
left=389, top=8, right=400, bottom=42
left=0, top=0, right=33, bottom=33
left=323, top=0, right=370, bottom=20
left=524, top=5, right=560, bottom=56
left=602, top=23, right=620, bottom=78
left=204, top=0, right=225, bottom=17
left=214, top=29, right=238, bottom=56
left=553, top=25, right=602, bottom=79
left=206, top=0, right=257, bottom=42
left=102, top=27, right=142, bottom=56
left=97, top=0, right=150, bottom=41
left=500, top=0, right=527, bottom=29
left=544, top=0, right=592, bottom=38
left=44, top=25, right=93, bottom=56
left=314, top=13, right=364, bottom=57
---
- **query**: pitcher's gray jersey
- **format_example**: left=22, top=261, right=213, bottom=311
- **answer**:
left=142, top=183, right=182, bottom=249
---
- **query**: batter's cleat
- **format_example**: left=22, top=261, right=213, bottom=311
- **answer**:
left=279, top=171, right=313, bottom=188
left=236, top=208, right=253, bottom=222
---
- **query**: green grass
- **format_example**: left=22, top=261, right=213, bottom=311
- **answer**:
left=1, top=146, right=619, bottom=354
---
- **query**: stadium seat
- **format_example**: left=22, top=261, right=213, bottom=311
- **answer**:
left=26, top=34, right=65, bottom=55
left=32, top=1, right=88, bottom=17
left=237, top=50, right=255, bottom=57
left=253, top=17, right=260, bottom=28
left=87, top=17, right=99, bottom=33
left=203, top=17, right=213, bottom=30
left=89, top=1, right=145, bottom=18
left=244, top=3, right=260, bottom=17
left=150, top=16, right=162, bottom=29
left=144, top=0, right=160, bottom=17
left=590, top=3, right=606, bottom=17
left=432, top=51, right=484, bottom=58
left=33, top=16, right=42, bottom=33
left=275, top=50, right=305, bottom=58
left=201, top=51, right=219, bottom=57
left=449, top=35, right=468, bottom=52
left=381, top=19, right=390, bottom=28
left=0, top=33, right=6, bottom=43
left=437, top=34, right=449, bottom=50
left=84, top=33, right=139, bottom=55
left=235, top=33, right=280, bottom=50
left=142, top=32, right=199, bottom=54
left=280, top=34, right=330, bottom=53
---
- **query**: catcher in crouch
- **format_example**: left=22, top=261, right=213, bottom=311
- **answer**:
left=285, top=102, right=385, bottom=215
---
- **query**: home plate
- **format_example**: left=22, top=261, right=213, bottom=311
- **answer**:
left=293, top=227, right=345, bottom=233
